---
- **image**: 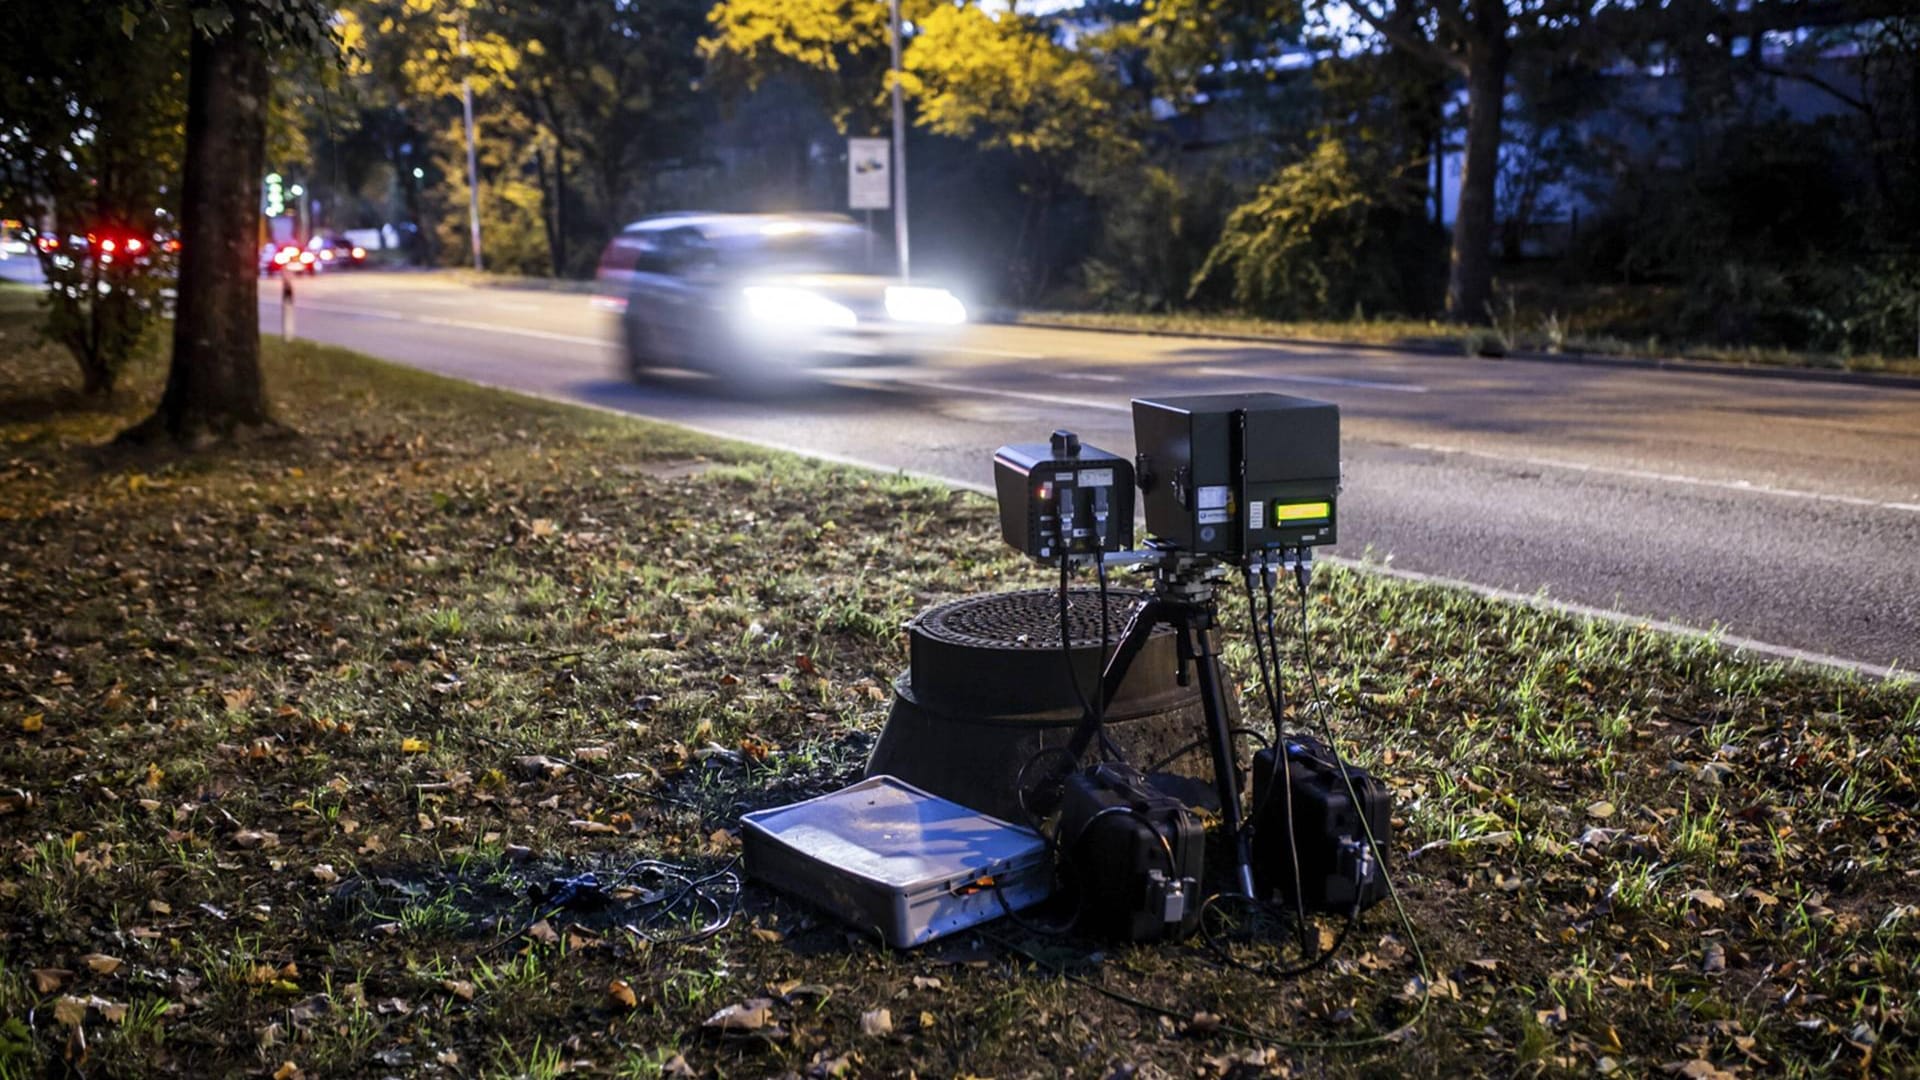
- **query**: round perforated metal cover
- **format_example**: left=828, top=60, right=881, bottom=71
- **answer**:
left=911, top=588, right=1162, bottom=651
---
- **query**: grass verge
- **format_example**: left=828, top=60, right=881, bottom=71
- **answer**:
left=2, top=282, right=1916, bottom=1077
left=1020, top=309, right=1920, bottom=378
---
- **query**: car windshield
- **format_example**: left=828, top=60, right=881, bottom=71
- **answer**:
left=740, top=227, right=872, bottom=275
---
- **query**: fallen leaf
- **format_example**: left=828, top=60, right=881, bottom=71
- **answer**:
left=860, top=1008, right=892, bottom=1036
left=572, top=745, right=611, bottom=762
left=310, top=864, right=339, bottom=884
left=1586, top=800, right=1616, bottom=819
left=272, top=1061, right=303, bottom=1080
left=33, top=969, right=73, bottom=993
left=401, top=737, right=430, bottom=754
left=231, top=830, right=280, bottom=849
left=221, top=688, right=255, bottom=713
left=1684, top=889, right=1726, bottom=911
left=569, top=819, right=618, bottom=835
left=704, top=999, right=773, bottom=1032
left=441, top=980, right=474, bottom=1002
left=1664, top=1060, right=1739, bottom=1080
left=525, top=920, right=559, bottom=945
left=147, top=900, right=171, bottom=916
left=53, top=996, right=90, bottom=1028
left=750, top=926, right=785, bottom=944
left=608, top=979, right=638, bottom=1009
left=1703, top=943, right=1727, bottom=975
left=20, top=713, right=43, bottom=733
left=514, top=755, right=567, bottom=779
left=81, top=954, right=121, bottom=975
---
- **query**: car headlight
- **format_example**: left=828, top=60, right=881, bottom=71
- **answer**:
left=741, top=286, right=858, bottom=330
left=884, top=286, right=967, bottom=325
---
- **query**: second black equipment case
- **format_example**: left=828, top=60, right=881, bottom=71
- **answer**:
left=1249, top=735, right=1392, bottom=915
left=1058, top=764, right=1204, bottom=942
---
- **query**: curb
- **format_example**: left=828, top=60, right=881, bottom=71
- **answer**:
left=1012, top=318, right=1920, bottom=391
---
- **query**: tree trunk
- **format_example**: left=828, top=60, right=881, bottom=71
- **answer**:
left=120, top=22, right=276, bottom=445
left=1446, top=24, right=1508, bottom=322
left=553, top=134, right=566, bottom=277
left=534, top=143, right=559, bottom=275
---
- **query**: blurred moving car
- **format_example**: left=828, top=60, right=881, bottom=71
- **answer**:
left=261, top=234, right=367, bottom=276
left=594, top=212, right=967, bottom=382
left=307, top=233, right=368, bottom=270
left=29, top=226, right=174, bottom=268
left=262, top=242, right=316, bottom=275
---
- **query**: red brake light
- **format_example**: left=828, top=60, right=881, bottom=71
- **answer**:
left=351, top=246, right=365, bottom=259
left=299, top=252, right=315, bottom=263
left=273, top=251, right=290, bottom=264
left=99, top=238, right=116, bottom=254
left=126, top=237, right=143, bottom=254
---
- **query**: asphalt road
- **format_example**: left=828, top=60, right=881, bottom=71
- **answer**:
left=248, top=271, right=1920, bottom=675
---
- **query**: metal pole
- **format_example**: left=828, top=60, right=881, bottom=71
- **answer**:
left=460, top=20, right=483, bottom=272
left=281, top=273, right=295, bottom=341
left=888, top=0, right=909, bottom=282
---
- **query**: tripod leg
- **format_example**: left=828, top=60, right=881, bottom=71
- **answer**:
left=1060, top=598, right=1162, bottom=764
left=1192, top=626, right=1257, bottom=898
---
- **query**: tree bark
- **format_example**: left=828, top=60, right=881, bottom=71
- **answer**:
left=120, top=20, right=276, bottom=445
left=1446, top=17, right=1508, bottom=322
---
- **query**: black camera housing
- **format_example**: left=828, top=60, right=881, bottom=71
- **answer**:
left=994, top=430, right=1135, bottom=560
left=1132, top=393, right=1339, bottom=560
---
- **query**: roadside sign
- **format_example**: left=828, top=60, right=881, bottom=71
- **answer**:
left=848, top=138, right=891, bottom=211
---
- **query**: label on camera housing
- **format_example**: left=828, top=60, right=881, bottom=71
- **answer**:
left=1196, top=485, right=1230, bottom=510
left=1078, top=468, right=1115, bottom=488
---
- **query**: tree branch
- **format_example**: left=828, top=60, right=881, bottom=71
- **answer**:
left=1750, top=60, right=1869, bottom=112
left=1345, top=0, right=1466, bottom=74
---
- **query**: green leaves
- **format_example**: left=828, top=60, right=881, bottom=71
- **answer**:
left=1191, top=140, right=1411, bottom=318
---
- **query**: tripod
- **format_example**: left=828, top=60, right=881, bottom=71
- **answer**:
left=1064, top=547, right=1258, bottom=897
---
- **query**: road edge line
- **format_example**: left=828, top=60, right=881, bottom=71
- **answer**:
left=1014, top=318, right=1920, bottom=391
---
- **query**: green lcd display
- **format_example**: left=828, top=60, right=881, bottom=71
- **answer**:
left=1272, top=501, right=1331, bottom=525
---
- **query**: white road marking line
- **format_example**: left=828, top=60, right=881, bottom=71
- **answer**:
left=1334, top=557, right=1909, bottom=682
left=948, top=346, right=1046, bottom=359
left=1056, top=372, right=1125, bottom=382
left=263, top=298, right=617, bottom=350
left=1193, top=365, right=1429, bottom=393
left=1400, top=441, right=1920, bottom=515
left=893, top=379, right=1131, bottom=414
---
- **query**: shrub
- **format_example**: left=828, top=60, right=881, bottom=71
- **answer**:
left=1188, top=140, right=1422, bottom=320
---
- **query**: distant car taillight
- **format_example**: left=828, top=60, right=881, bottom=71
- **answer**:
left=125, top=237, right=143, bottom=254
left=350, top=246, right=365, bottom=259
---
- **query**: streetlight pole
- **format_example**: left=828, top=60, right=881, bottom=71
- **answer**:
left=459, top=19, right=484, bottom=272
left=888, top=0, right=909, bottom=282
